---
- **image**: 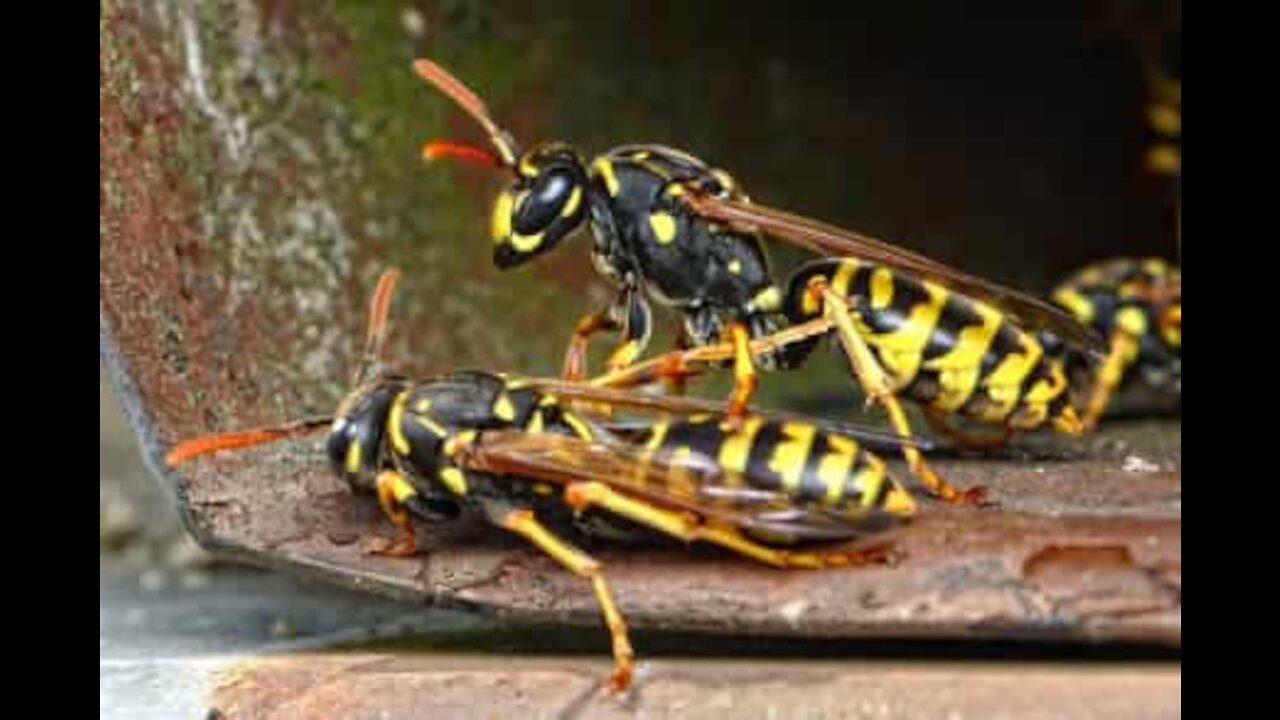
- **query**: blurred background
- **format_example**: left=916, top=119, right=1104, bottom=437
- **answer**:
left=101, top=1, right=1178, bottom=715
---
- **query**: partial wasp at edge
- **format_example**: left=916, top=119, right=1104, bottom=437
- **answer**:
left=1049, top=257, right=1180, bottom=429
left=165, top=268, right=920, bottom=693
left=411, top=58, right=1105, bottom=506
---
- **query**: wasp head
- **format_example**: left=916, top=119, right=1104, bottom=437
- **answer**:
left=491, top=143, right=589, bottom=269
left=326, top=379, right=408, bottom=493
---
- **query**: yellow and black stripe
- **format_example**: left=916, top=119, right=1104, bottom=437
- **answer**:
left=632, top=414, right=912, bottom=526
left=785, top=258, right=1079, bottom=433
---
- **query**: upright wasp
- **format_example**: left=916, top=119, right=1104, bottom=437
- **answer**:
left=412, top=59, right=1105, bottom=504
left=166, top=268, right=919, bottom=692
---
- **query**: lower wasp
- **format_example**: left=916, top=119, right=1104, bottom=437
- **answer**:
left=1048, top=257, right=1181, bottom=429
left=166, top=268, right=920, bottom=692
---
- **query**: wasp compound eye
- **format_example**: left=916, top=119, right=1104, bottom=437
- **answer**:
left=493, top=166, right=587, bottom=269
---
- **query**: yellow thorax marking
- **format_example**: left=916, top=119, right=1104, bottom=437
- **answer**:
left=492, top=393, right=517, bottom=422
left=388, top=391, right=412, bottom=456
left=439, top=467, right=468, bottom=496
left=592, top=156, right=620, bottom=196
left=649, top=212, right=678, bottom=244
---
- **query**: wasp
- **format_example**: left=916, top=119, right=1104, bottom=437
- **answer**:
left=166, top=269, right=919, bottom=692
left=411, top=59, right=1104, bottom=506
left=1047, top=257, right=1180, bottom=429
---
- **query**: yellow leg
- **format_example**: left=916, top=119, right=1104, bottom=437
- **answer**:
left=924, top=408, right=1013, bottom=450
left=564, top=482, right=898, bottom=569
left=495, top=509, right=635, bottom=693
left=815, top=282, right=985, bottom=506
left=371, top=470, right=418, bottom=557
left=725, top=321, right=758, bottom=425
left=1082, top=330, right=1140, bottom=431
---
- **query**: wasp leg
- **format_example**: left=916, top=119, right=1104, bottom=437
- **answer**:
left=369, top=470, right=418, bottom=557
left=724, top=321, right=758, bottom=427
left=564, top=482, right=898, bottom=569
left=563, top=288, right=653, bottom=382
left=1081, top=329, right=1141, bottom=431
left=563, top=311, right=620, bottom=382
left=490, top=506, right=634, bottom=693
left=813, top=281, right=985, bottom=506
left=924, top=408, right=1014, bottom=450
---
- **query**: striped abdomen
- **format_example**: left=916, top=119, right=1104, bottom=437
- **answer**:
left=785, top=258, right=1077, bottom=432
left=633, top=414, right=905, bottom=519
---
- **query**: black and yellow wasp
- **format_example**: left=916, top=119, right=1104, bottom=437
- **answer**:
left=412, top=59, right=1105, bottom=505
left=1049, top=257, right=1180, bottom=429
left=166, top=269, right=919, bottom=693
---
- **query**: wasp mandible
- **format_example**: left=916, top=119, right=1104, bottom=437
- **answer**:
left=411, top=59, right=1105, bottom=506
left=166, top=269, right=919, bottom=693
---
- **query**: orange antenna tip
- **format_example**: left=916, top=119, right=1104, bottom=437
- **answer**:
left=421, top=140, right=503, bottom=168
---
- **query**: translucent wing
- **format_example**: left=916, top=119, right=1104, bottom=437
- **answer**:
left=524, top=377, right=933, bottom=453
left=682, top=193, right=1106, bottom=357
left=464, top=430, right=903, bottom=542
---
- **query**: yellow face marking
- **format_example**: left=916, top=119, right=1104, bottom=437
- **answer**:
left=510, top=231, right=544, bottom=253
left=649, top=212, right=678, bottom=244
left=816, top=434, right=858, bottom=506
left=664, top=183, right=686, bottom=197
left=493, top=393, right=517, bottom=422
left=768, top=423, right=818, bottom=491
left=1052, top=287, right=1095, bottom=323
left=344, top=442, right=362, bottom=475
left=388, top=392, right=412, bottom=456
left=415, top=398, right=433, bottom=413
left=750, top=286, right=782, bottom=313
left=712, top=169, right=735, bottom=192
left=561, top=185, right=582, bottom=218
left=728, top=259, right=742, bottom=275
left=491, top=191, right=514, bottom=242
left=592, top=157, right=620, bottom=196
left=439, top=467, right=468, bottom=496
left=869, top=267, right=895, bottom=310
left=717, top=416, right=764, bottom=475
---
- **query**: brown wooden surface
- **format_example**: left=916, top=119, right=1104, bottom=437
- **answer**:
left=210, top=653, right=1180, bottom=720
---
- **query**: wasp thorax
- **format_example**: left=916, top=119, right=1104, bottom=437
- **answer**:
left=492, top=143, right=588, bottom=269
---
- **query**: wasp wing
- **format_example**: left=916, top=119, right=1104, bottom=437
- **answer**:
left=682, top=193, right=1106, bottom=357
left=523, top=377, right=933, bottom=453
left=464, top=430, right=900, bottom=542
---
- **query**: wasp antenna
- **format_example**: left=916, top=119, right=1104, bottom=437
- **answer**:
left=421, top=140, right=504, bottom=168
left=165, top=417, right=333, bottom=467
left=353, top=268, right=401, bottom=385
left=413, top=58, right=519, bottom=167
